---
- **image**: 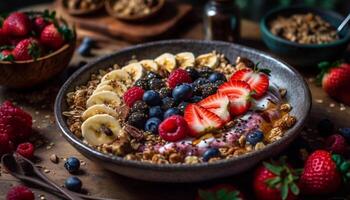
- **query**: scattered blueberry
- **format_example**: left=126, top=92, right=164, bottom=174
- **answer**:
left=164, top=108, right=181, bottom=119
left=144, top=117, right=162, bottom=134
left=246, top=130, right=264, bottom=145
left=194, top=78, right=210, bottom=85
left=189, top=96, right=202, bottom=103
left=172, top=84, right=193, bottom=101
left=64, top=157, right=80, bottom=173
left=65, top=176, right=82, bottom=192
left=317, top=118, right=334, bottom=136
left=178, top=102, right=189, bottom=113
left=82, top=37, right=94, bottom=47
left=161, top=97, right=176, bottom=110
left=203, top=148, right=220, bottom=162
left=208, top=72, right=226, bottom=83
left=78, top=43, right=91, bottom=56
left=339, top=128, right=350, bottom=142
left=149, top=106, right=163, bottom=119
left=185, top=67, right=200, bottom=80
left=143, top=90, right=161, bottom=106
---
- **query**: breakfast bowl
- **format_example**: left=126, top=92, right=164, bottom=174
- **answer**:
left=260, top=6, right=350, bottom=66
left=55, top=39, right=311, bottom=182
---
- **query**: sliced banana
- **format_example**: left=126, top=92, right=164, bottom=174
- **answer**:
left=139, top=60, right=159, bottom=72
left=155, top=53, right=177, bottom=72
left=94, top=80, right=127, bottom=96
left=86, top=91, right=121, bottom=108
left=81, top=114, right=121, bottom=146
left=121, top=62, right=144, bottom=83
left=101, top=69, right=131, bottom=85
left=196, top=53, right=219, bottom=68
left=82, top=104, right=118, bottom=121
left=176, top=52, right=195, bottom=68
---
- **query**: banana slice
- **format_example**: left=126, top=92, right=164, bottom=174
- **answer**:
left=101, top=69, right=131, bottom=86
left=94, top=80, right=127, bottom=96
left=176, top=52, right=195, bottom=68
left=121, top=62, right=144, bottom=83
left=155, top=53, right=177, bottom=72
left=82, top=104, right=118, bottom=121
left=139, top=60, right=159, bottom=72
left=196, top=53, right=219, bottom=68
left=86, top=91, right=121, bottom=108
left=81, top=114, right=121, bottom=146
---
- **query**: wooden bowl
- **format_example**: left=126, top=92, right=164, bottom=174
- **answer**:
left=0, top=41, right=76, bottom=88
left=105, top=0, right=165, bottom=22
left=61, top=0, right=105, bottom=16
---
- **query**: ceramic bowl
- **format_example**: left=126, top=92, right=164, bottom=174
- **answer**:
left=61, top=0, right=105, bottom=16
left=260, top=6, right=350, bottom=66
left=54, top=39, right=311, bottom=182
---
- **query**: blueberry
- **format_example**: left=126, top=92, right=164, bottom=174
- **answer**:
left=185, top=67, right=200, bottom=80
left=143, top=90, right=161, bottom=106
left=149, top=106, right=163, bottom=119
left=189, top=96, right=202, bottom=103
left=164, top=108, right=181, bottom=119
left=194, top=78, right=210, bottom=85
left=144, top=117, right=162, bottom=134
left=172, top=84, right=193, bottom=101
left=339, top=128, right=350, bottom=142
left=178, top=102, right=189, bottom=113
left=202, top=148, right=220, bottom=162
left=161, top=97, right=176, bottom=110
left=317, top=118, right=334, bottom=136
left=208, top=72, right=226, bottom=83
left=65, top=176, right=82, bottom=192
left=246, top=130, right=264, bottom=145
left=64, top=157, right=80, bottom=173
left=78, top=43, right=91, bottom=56
left=82, top=37, right=94, bottom=47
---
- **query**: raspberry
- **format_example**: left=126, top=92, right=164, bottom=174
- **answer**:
left=0, top=101, right=32, bottom=126
left=16, top=142, right=35, bottom=159
left=6, top=185, right=34, bottom=200
left=158, top=115, right=189, bottom=142
left=325, top=134, right=347, bottom=155
left=123, top=86, right=145, bottom=107
left=167, top=69, right=192, bottom=89
left=0, top=133, right=14, bottom=156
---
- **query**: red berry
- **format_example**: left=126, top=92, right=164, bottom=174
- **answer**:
left=198, top=93, right=231, bottom=123
left=0, top=28, right=9, bottom=45
left=0, top=49, right=13, bottom=61
left=40, top=24, right=65, bottom=50
left=2, top=12, right=31, bottom=36
left=16, top=142, right=35, bottom=159
left=0, top=133, right=14, bottom=156
left=167, top=69, right=192, bottom=89
left=123, top=86, right=145, bottom=107
left=0, top=101, right=32, bottom=126
left=12, top=38, right=42, bottom=61
left=325, top=134, right=347, bottom=155
left=6, top=185, right=35, bottom=200
left=33, top=17, right=48, bottom=33
left=158, top=115, right=189, bottom=142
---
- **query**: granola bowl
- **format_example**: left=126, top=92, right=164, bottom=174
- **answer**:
left=55, top=39, right=311, bottom=182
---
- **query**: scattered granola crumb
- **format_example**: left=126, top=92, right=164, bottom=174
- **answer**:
left=50, top=154, right=59, bottom=164
left=44, top=169, right=50, bottom=173
left=329, top=103, right=335, bottom=108
left=315, top=99, right=323, bottom=103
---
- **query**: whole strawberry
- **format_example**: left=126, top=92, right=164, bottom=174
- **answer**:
left=40, top=24, right=65, bottom=50
left=253, top=159, right=300, bottom=200
left=32, top=17, right=48, bottom=34
left=13, top=38, right=42, bottom=61
left=318, top=62, right=350, bottom=106
left=0, top=49, right=14, bottom=61
left=299, top=150, right=342, bottom=194
left=0, top=28, right=9, bottom=45
left=196, top=184, right=245, bottom=200
left=2, top=12, right=31, bottom=36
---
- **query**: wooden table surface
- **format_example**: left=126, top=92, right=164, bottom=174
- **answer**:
left=1, top=3, right=350, bottom=200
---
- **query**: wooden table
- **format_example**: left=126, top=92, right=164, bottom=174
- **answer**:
left=1, top=3, right=350, bottom=200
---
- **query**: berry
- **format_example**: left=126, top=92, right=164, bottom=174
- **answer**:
left=149, top=106, right=163, bottom=119
left=33, top=17, right=48, bottom=34
left=167, top=69, right=192, bottom=89
left=196, top=184, right=245, bottom=200
left=200, top=83, right=218, bottom=98
left=202, top=148, right=220, bottom=162
left=40, top=24, right=65, bottom=50
left=339, top=127, right=350, bottom=142
left=214, top=80, right=225, bottom=87
left=65, top=176, right=82, bottom=192
left=218, top=80, right=252, bottom=116
left=127, top=112, right=148, bottom=129
left=185, top=67, right=200, bottom=80
left=0, top=50, right=14, bottom=61
left=177, top=102, right=189, bottom=113
left=317, top=118, right=334, bottom=136
left=2, top=12, right=31, bottom=36
left=184, top=104, right=223, bottom=137
left=191, top=83, right=202, bottom=96
left=198, top=67, right=214, bottom=78
left=164, top=108, right=181, bottom=119
left=144, top=117, right=162, bottom=134
left=172, top=84, right=193, bottom=101
left=194, top=77, right=210, bottom=85
left=16, top=142, right=34, bottom=159
left=161, top=97, right=176, bottom=111
left=130, top=100, right=148, bottom=113
left=64, top=157, right=81, bottom=173
left=6, top=185, right=34, bottom=200
left=0, top=133, right=14, bottom=156
left=246, top=131, right=264, bottom=146
left=78, top=42, right=91, bottom=56
left=299, top=150, right=341, bottom=194
left=158, top=87, right=171, bottom=98
left=0, top=28, right=9, bottom=46
left=123, top=86, right=145, bottom=107
left=148, top=78, right=164, bottom=90
left=158, top=115, right=188, bottom=142
left=208, top=72, right=226, bottom=83
left=134, top=79, right=149, bottom=90
left=13, top=38, right=42, bottom=61
left=0, top=101, right=32, bottom=126
left=143, top=90, right=161, bottom=106
left=230, top=68, right=270, bottom=98
left=324, top=134, right=347, bottom=155
left=145, top=71, right=161, bottom=80
left=198, top=93, right=230, bottom=122
left=189, top=96, right=202, bottom=103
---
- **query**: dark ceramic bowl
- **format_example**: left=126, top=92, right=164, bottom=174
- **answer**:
left=54, top=40, right=311, bottom=182
left=260, top=6, right=350, bottom=66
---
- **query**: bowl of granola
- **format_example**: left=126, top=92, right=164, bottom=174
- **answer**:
left=55, top=39, right=311, bottom=182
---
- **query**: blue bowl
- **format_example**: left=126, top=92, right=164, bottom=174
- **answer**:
left=260, top=6, right=350, bottom=66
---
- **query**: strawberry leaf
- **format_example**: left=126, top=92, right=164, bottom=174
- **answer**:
left=340, top=162, right=350, bottom=173
left=290, top=182, right=300, bottom=196
left=281, top=178, right=289, bottom=200
left=263, top=162, right=283, bottom=175
left=0, top=53, right=14, bottom=62
left=28, top=42, right=41, bottom=61
left=265, top=176, right=282, bottom=188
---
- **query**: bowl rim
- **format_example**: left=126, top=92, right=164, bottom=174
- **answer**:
left=260, top=5, right=350, bottom=48
left=54, top=39, right=312, bottom=171
left=60, top=0, right=105, bottom=15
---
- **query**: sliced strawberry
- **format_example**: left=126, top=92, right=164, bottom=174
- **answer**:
left=218, top=80, right=252, bottom=116
left=184, top=104, right=223, bottom=137
left=230, top=68, right=269, bottom=98
left=198, top=93, right=230, bottom=122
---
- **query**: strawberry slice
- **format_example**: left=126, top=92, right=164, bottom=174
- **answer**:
left=218, top=80, right=252, bottom=116
left=230, top=68, right=269, bottom=98
left=184, top=104, right=224, bottom=137
left=198, top=93, right=230, bottom=123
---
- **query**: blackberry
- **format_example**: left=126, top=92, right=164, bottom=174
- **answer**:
left=191, top=83, right=202, bottom=96
left=214, top=80, right=225, bottom=87
left=177, top=102, right=189, bottom=113
left=159, top=87, right=171, bottom=98
left=127, top=112, right=148, bottom=129
left=198, top=67, right=214, bottom=78
left=200, top=83, right=218, bottom=98
left=148, top=78, right=165, bottom=90
left=189, top=96, right=202, bottom=103
left=134, top=79, right=149, bottom=90
left=161, top=97, right=176, bottom=110
left=185, top=67, right=200, bottom=80
left=145, top=71, right=161, bottom=80
left=130, top=100, right=149, bottom=113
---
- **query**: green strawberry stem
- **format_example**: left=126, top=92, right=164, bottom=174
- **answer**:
left=0, top=54, right=14, bottom=62
left=316, top=60, right=344, bottom=86
left=198, top=188, right=242, bottom=200
left=332, top=154, right=350, bottom=183
left=252, top=62, right=271, bottom=76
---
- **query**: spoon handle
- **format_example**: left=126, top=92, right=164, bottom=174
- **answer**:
left=337, top=12, right=350, bottom=33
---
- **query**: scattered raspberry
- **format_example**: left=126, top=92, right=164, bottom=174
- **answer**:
left=123, top=86, right=145, bottom=107
left=158, top=115, right=189, bottom=142
left=6, top=185, right=34, bottom=200
left=325, top=134, right=347, bottom=155
left=167, top=69, right=192, bottom=89
left=16, top=142, right=35, bottom=159
left=0, top=133, right=14, bottom=156
left=0, top=101, right=32, bottom=126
